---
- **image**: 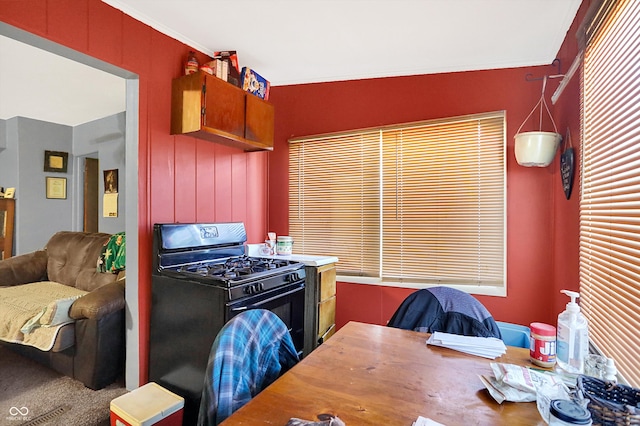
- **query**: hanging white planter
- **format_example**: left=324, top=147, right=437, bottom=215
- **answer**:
left=515, top=131, right=562, bottom=167
left=515, top=76, right=562, bottom=167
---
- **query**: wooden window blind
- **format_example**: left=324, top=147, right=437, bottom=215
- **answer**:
left=580, top=0, right=640, bottom=387
left=290, top=111, right=505, bottom=288
left=289, top=131, right=381, bottom=277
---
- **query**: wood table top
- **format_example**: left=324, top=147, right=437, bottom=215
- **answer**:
left=220, top=321, right=547, bottom=426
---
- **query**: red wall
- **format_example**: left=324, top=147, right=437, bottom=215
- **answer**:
left=0, top=0, right=269, bottom=384
left=0, top=0, right=588, bottom=382
left=268, top=1, right=588, bottom=329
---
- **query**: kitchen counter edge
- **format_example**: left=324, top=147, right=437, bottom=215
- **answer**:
left=246, top=244, right=338, bottom=267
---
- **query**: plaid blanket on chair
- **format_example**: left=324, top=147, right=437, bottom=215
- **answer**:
left=198, top=309, right=299, bottom=425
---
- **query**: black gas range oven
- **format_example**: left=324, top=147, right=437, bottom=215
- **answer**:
left=149, top=222, right=305, bottom=425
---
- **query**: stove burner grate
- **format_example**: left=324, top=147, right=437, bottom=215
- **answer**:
left=178, top=256, right=295, bottom=280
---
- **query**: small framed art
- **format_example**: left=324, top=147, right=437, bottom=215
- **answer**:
left=46, top=177, right=67, bottom=199
left=44, top=150, right=68, bottom=173
left=3, top=188, right=15, bottom=198
left=104, top=169, right=119, bottom=193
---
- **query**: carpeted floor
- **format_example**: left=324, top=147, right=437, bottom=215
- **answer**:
left=0, top=346, right=127, bottom=426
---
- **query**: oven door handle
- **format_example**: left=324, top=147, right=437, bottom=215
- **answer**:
left=230, top=284, right=304, bottom=312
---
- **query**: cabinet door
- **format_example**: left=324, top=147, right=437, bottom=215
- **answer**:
left=171, top=71, right=274, bottom=151
left=202, top=74, right=245, bottom=138
left=245, top=94, right=274, bottom=149
left=171, top=72, right=204, bottom=134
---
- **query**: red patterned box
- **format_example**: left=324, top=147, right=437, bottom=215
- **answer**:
left=240, top=67, right=270, bottom=100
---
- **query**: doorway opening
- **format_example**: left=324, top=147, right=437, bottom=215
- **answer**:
left=0, top=21, right=141, bottom=389
left=83, top=157, right=99, bottom=233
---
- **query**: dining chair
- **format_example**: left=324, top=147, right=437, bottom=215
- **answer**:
left=387, top=286, right=502, bottom=339
left=197, top=309, right=299, bottom=426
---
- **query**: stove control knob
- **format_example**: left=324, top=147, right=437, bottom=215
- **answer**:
left=258, top=282, right=264, bottom=291
left=289, top=273, right=300, bottom=282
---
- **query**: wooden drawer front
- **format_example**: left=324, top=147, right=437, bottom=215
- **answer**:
left=317, top=296, right=336, bottom=340
left=319, top=265, right=336, bottom=301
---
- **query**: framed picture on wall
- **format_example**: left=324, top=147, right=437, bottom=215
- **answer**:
left=44, top=150, right=68, bottom=173
left=3, top=188, right=15, bottom=198
left=46, top=177, right=67, bottom=199
left=104, top=169, right=118, bottom=194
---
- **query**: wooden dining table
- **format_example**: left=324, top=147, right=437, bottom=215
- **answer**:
left=220, top=321, right=547, bottom=426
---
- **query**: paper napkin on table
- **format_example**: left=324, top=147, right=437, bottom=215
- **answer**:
left=413, top=416, right=446, bottom=426
left=426, top=331, right=507, bottom=359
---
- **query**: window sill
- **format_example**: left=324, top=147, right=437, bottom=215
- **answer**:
left=336, top=275, right=507, bottom=297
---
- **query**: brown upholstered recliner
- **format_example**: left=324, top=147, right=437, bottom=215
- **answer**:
left=0, top=231, right=125, bottom=390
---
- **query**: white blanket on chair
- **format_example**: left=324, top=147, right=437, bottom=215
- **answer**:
left=0, top=282, right=87, bottom=351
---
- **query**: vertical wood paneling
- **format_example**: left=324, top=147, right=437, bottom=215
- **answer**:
left=121, top=13, right=151, bottom=73
left=174, top=135, right=197, bottom=223
left=148, top=29, right=182, bottom=227
left=214, top=144, right=234, bottom=221
left=1, top=1, right=47, bottom=35
left=196, top=140, right=216, bottom=222
left=87, top=0, right=123, bottom=66
left=47, top=0, right=89, bottom=52
left=231, top=152, right=247, bottom=226
left=149, top=128, right=175, bottom=224
left=246, top=152, right=268, bottom=242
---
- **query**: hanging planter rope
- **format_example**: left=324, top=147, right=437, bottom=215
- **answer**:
left=515, top=75, right=563, bottom=167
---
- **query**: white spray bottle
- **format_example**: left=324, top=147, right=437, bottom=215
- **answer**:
left=556, top=290, right=589, bottom=374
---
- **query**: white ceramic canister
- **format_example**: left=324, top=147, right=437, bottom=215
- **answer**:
left=276, top=236, right=293, bottom=255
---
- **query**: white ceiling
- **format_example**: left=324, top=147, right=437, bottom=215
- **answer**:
left=0, top=0, right=581, bottom=126
left=0, top=35, right=126, bottom=126
left=103, top=0, right=582, bottom=85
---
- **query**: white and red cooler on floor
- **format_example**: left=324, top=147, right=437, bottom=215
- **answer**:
left=110, top=382, right=184, bottom=426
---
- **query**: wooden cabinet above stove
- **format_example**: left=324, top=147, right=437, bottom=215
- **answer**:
left=171, top=71, right=274, bottom=151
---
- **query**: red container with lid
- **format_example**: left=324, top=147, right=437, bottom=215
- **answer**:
left=530, top=322, right=556, bottom=368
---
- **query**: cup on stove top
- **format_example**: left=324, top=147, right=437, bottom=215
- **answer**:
left=262, top=240, right=276, bottom=255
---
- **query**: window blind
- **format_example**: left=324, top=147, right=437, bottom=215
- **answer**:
left=580, top=0, right=640, bottom=387
left=290, top=111, right=505, bottom=288
left=289, top=131, right=381, bottom=277
left=381, top=116, right=505, bottom=285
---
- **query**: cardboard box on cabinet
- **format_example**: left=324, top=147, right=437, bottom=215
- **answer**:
left=240, top=67, right=270, bottom=100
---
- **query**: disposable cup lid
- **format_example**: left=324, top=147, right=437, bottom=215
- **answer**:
left=550, top=399, right=592, bottom=424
